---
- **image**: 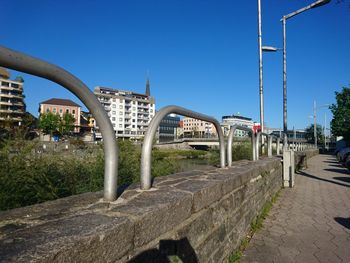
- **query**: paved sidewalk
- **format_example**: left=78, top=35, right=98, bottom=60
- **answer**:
left=241, top=154, right=350, bottom=263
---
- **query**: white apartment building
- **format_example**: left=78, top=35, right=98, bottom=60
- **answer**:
left=94, top=82, right=155, bottom=139
left=221, top=114, right=254, bottom=137
left=183, top=117, right=217, bottom=138
left=0, top=68, right=25, bottom=126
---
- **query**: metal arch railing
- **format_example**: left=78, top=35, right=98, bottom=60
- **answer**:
left=227, top=125, right=256, bottom=166
left=0, top=46, right=119, bottom=201
left=140, top=105, right=226, bottom=190
left=255, top=132, right=275, bottom=160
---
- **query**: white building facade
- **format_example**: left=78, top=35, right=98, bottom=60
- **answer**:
left=94, top=84, right=155, bottom=139
left=0, top=68, right=25, bottom=126
left=221, top=114, right=254, bottom=137
left=183, top=117, right=217, bottom=138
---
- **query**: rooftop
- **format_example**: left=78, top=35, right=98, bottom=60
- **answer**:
left=40, top=98, right=80, bottom=107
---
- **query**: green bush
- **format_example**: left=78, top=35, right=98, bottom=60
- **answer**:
left=0, top=139, right=253, bottom=211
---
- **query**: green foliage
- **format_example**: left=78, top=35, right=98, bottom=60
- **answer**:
left=118, top=140, right=140, bottom=185
left=59, top=112, right=75, bottom=135
left=305, top=124, right=324, bottom=144
left=330, top=87, right=350, bottom=141
left=39, top=112, right=75, bottom=138
left=232, top=142, right=253, bottom=161
left=0, top=139, right=257, bottom=211
left=39, top=112, right=60, bottom=137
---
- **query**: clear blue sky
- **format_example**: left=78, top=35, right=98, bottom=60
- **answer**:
left=2, top=0, right=349, bottom=130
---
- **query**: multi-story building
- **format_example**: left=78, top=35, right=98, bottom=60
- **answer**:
left=265, top=127, right=306, bottom=141
left=158, top=114, right=180, bottom=142
left=39, top=98, right=81, bottom=133
left=94, top=80, right=155, bottom=139
left=183, top=117, right=217, bottom=138
left=221, top=114, right=254, bottom=137
left=0, top=67, right=25, bottom=126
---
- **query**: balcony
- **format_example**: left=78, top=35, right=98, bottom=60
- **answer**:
left=0, top=93, right=23, bottom=99
left=0, top=85, right=23, bottom=92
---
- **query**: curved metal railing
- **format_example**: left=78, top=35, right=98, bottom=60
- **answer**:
left=227, top=125, right=256, bottom=166
left=140, top=105, right=225, bottom=190
left=0, top=46, right=118, bottom=201
left=255, top=132, right=275, bottom=160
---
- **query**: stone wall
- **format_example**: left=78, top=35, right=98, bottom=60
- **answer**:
left=0, top=158, right=283, bottom=263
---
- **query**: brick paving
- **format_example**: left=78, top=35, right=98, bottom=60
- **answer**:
left=241, top=154, right=350, bottom=263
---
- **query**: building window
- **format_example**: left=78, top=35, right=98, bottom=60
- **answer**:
left=120, top=99, right=123, bottom=103
left=119, top=118, right=123, bottom=122
left=132, top=107, right=136, bottom=111
left=119, top=105, right=123, bottom=109
left=46, top=108, right=50, bottom=113
left=59, top=109, right=63, bottom=114
left=112, top=111, right=116, bottom=115
left=72, top=109, right=75, bottom=114
left=112, top=117, right=116, bottom=121
left=119, top=124, right=122, bottom=128
left=132, top=125, right=135, bottom=128
left=66, top=109, right=69, bottom=113
left=112, top=104, right=116, bottom=108
left=119, top=111, right=123, bottom=115
left=112, top=98, right=116, bottom=102
left=132, top=113, right=136, bottom=116
left=53, top=108, right=57, bottom=113
left=1, top=81, right=9, bottom=87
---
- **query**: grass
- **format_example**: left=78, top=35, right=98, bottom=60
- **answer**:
left=228, top=189, right=281, bottom=263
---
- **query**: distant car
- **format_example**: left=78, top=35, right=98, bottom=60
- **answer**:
left=344, top=155, right=350, bottom=171
left=337, top=147, right=350, bottom=163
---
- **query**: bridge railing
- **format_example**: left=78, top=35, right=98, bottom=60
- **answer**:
left=255, top=132, right=279, bottom=160
left=0, top=46, right=119, bottom=201
left=140, top=105, right=225, bottom=190
left=227, top=125, right=256, bottom=166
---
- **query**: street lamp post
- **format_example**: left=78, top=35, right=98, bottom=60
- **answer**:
left=281, top=0, right=331, bottom=149
left=257, top=0, right=264, bottom=136
left=314, top=100, right=317, bottom=147
left=313, top=101, right=330, bottom=147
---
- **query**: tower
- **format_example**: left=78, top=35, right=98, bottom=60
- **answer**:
left=145, top=78, right=150, bottom=96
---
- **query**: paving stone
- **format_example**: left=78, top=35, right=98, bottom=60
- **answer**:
left=241, top=154, right=350, bottom=263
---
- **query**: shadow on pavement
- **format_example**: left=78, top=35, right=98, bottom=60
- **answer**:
left=324, top=168, right=350, bottom=175
left=333, top=176, right=350, bottom=184
left=328, top=164, right=346, bottom=168
left=323, top=160, right=340, bottom=164
left=128, top=238, right=198, bottom=263
left=334, top=217, right=350, bottom=230
left=298, top=171, right=350, bottom=188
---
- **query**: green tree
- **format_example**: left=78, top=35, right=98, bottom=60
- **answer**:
left=305, top=124, right=324, bottom=145
left=59, top=112, right=75, bottom=135
left=39, top=112, right=60, bottom=139
left=330, top=87, right=350, bottom=141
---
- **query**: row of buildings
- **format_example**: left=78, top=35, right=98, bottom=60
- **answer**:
left=0, top=67, right=306, bottom=142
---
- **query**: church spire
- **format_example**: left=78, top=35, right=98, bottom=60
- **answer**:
left=145, top=77, right=151, bottom=96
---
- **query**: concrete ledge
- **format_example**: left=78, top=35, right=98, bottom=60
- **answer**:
left=0, top=157, right=283, bottom=263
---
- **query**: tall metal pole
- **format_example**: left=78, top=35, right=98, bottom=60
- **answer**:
left=258, top=0, right=264, bottom=136
left=314, top=100, right=317, bottom=147
left=282, top=17, right=288, bottom=149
